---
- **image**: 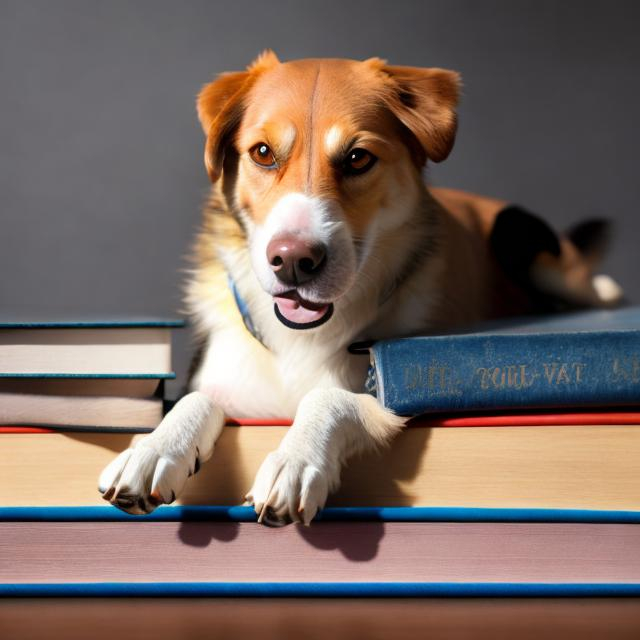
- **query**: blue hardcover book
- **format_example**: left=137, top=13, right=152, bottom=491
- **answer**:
left=2, top=506, right=640, bottom=597
left=365, top=306, right=640, bottom=416
left=0, top=317, right=183, bottom=378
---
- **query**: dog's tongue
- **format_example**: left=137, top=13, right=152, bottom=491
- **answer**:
left=274, top=295, right=330, bottom=325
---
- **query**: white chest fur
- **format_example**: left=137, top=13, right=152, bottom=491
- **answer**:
left=191, top=323, right=371, bottom=419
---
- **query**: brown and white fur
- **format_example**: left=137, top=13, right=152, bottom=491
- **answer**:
left=98, top=52, right=622, bottom=525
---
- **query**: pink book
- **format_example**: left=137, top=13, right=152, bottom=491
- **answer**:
left=2, top=506, right=640, bottom=596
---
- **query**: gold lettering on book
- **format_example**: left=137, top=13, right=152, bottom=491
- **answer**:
left=427, top=366, right=449, bottom=391
left=407, top=360, right=591, bottom=395
left=475, top=363, right=586, bottom=391
left=404, top=364, right=420, bottom=391
left=476, top=365, right=534, bottom=390
left=402, top=364, right=461, bottom=395
left=543, top=363, right=558, bottom=384
left=543, top=362, right=586, bottom=385
left=611, top=356, right=640, bottom=383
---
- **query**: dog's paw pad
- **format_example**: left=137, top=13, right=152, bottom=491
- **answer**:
left=261, top=506, right=292, bottom=528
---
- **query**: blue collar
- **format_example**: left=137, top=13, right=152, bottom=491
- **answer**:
left=228, top=276, right=373, bottom=365
left=228, top=275, right=265, bottom=346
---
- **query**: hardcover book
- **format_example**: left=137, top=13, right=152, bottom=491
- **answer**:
left=0, top=318, right=182, bottom=376
left=0, top=393, right=163, bottom=429
left=365, top=306, right=640, bottom=415
left=2, top=596, right=637, bottom=637
left=0, top=377, right=162, bottom=397
left=3, top=416, right=640, bottom=510
left=2, top=506, right=640, bottom=597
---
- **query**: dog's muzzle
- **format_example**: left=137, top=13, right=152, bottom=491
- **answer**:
left=267, top=234, right=334, bottom=329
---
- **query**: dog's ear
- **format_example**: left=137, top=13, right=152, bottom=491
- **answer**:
left=367, top=59, right=460, bottom=164
left=197, top=50, right=280, bottom=182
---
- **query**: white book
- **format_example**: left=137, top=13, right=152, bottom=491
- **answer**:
left=0, top=319, right=181, bottom=376
left=0, top=392, right=163, bottom=429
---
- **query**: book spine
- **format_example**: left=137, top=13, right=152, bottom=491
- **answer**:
left=372, top=331, right=640, bottom=415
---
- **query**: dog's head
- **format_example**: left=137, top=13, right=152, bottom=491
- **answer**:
left=197, top=52, right=460, bottom=330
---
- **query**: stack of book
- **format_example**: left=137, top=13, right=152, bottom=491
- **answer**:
left=0, top=318, right=181, bottom=431
left=1, top=309, right=640, bottom=596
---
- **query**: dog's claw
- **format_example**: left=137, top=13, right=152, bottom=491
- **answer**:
left=148, top=490, right=164, bottom=507
left=247, top=448, right=331, bottom=526
left=97, top=440, right=193, bottom=516
left=101, top=486, right=116, bottom=501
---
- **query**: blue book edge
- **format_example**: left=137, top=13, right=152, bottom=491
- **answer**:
left=2, top=582, right=640, bottom=598
left=3, top=505, right=640, bottom=523
left=0, top=319, right=185, bottom=328
left=0, top=372, right=176, bottom=379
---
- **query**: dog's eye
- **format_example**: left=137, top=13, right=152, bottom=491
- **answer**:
left=343, top=148, right=377, bottom=176
left=249, top=143, right=277, bottom=169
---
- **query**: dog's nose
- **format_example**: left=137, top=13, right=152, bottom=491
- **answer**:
left=267, top=234, right=327, bottom=285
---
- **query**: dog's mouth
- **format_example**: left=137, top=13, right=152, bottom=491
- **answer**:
left=273, top=291, right=334, bottom=330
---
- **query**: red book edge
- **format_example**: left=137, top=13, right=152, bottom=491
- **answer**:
left=231, top=412, right=640, bottom=427
left=2, top=410, right=640, bottom=433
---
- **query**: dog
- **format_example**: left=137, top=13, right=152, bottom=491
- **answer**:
left=98, top=51, right=622, bottom=525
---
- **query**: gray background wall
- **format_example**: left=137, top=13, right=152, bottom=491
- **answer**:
left=1, top=0, right=639, bottom=392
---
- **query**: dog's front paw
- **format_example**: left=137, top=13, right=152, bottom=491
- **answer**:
left=98, top=436, right=200, bottom=515
left=245, top=448, right=334, bottom=526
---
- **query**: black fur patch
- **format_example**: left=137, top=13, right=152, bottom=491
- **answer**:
left=567, top=218, right=611, bottom=259
left=490, top=205, right=561, bottom=284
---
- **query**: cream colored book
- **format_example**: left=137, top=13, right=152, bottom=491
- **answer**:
left=0, top=393, right=163, bottom=428
left=0, top=319, right=181, bottom=375
left=1, top=423, right=639, bottom=509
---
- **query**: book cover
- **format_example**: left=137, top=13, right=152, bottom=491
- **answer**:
left=366, top=306, right=640, bottom=415
left=3, top=598, right=638, bottom=637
